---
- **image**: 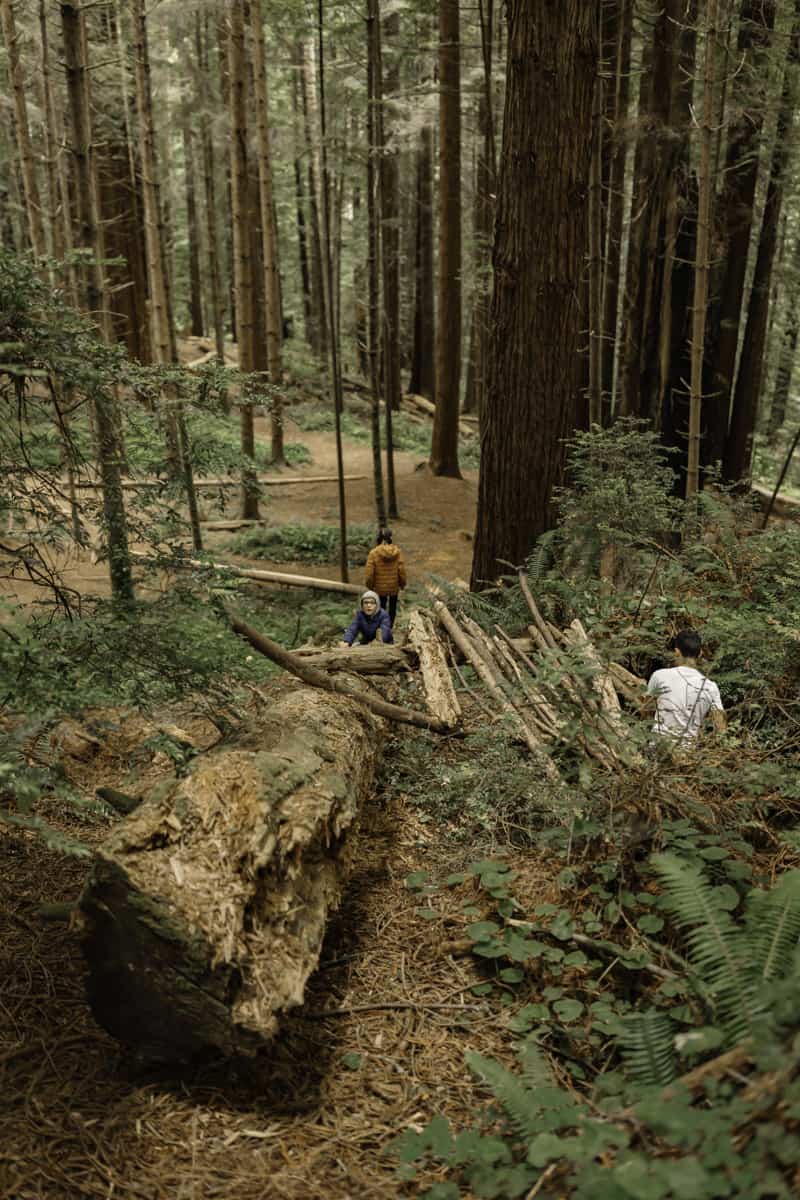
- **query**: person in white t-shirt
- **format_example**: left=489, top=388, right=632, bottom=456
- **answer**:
left=645, top=629, right=726, bottom=743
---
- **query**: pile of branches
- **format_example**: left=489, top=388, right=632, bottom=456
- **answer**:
left=432, top=573, right=643, bottom=784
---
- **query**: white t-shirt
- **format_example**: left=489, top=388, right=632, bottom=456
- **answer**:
left=647, top=666, right=723, bottom=740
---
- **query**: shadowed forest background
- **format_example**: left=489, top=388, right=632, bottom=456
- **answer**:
left=5, top=2, right=800, bottom=1198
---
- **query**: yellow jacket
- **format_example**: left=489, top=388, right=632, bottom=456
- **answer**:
left=365, top=543, right=407, bottom=596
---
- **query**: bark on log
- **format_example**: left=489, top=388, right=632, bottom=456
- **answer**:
left=293, top=645, right=415, bottom=674
left=73, top=474, right=367, bottom=490
left=406, top=610, right=462, bottom=728
left=130, top=551, right=363, bottom=595
left=80, top=683, right=385, bottom=1059
left=231, top=615, right=456, bottom=733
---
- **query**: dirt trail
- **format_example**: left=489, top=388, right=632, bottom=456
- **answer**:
left=1, top=410, right=478, bottom=608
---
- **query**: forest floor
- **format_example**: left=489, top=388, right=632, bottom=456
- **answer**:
left=0, top=398, right=497, bottom=1198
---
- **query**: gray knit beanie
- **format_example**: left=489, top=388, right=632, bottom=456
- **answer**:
left=361, top=590, right=380, bottom=610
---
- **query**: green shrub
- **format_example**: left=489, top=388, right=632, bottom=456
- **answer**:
left=228, top=521, right=374, bottom=565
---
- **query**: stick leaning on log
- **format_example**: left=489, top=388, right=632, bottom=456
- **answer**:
left=228, top=614, right=458, bottom=734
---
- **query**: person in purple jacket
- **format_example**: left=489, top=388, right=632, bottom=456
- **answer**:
left=339, top=590, right=393, bottom=647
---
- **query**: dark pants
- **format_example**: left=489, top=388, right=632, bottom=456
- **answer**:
left=380, top=594, right=398, bottom=626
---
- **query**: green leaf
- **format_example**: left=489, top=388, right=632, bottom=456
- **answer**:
left=416, top=907, right=439, bottom=920
left=637, top=914, right=664, bottom=934
left=507, top=1003, right=549, bottom=1032
left=471, top=982, right=494, bottom=996
left=446, top=872, right=466, bottom=886
left=406, top=870, right=431, bottom=891
left=467, top=921, right=501, bottom=941
left=499, top=967, right=525, bottom=984
left=553, top=999, right=584, bottom=1023
left=699, top=846, right=729, bottom=862
left=341, top=1052, right=362, bottom=1070
left=526, top=1133, right=564, bottom=1168
left=563, top=950, right=589, bottom=967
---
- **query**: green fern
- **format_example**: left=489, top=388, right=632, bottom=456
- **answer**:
left=744, top=869, right=800, bottom=985
left=618, top=1010, right=678, bottom=1086
left=466, top=1051, right=543, bottom=1141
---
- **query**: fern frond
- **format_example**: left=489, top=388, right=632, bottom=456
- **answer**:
left=465, top=1051, right=572, bottom=1141
left=518, top=1039, right=554, bottom=1091
left=745, top=870, right=800, bottom=984
left=618, top=1010, right=677, bottom=1087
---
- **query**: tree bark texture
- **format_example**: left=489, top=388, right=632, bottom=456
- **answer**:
left=80, top=684, right=386, bottom=1059
left=1, top=0, right=47, bottom=258
left=227, top=2, right=260, bottom=519
left=409, top=120, right=436, bottom=401
left=196, top=13, right=227, bottom=364
left=471, top=0, right=596, bottom=587
left=366, top=0, right=387, bottom=527
left=430, top=0, right=462, bottom=478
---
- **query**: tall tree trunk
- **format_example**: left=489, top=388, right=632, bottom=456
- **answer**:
left=196, top=14, right=226, bottom=364
left=183, top=111, right=205, bottom=338
left=316, top=0, right=349, bottom=582
left=227, top=2, right=260, bottom=520
left=131, top=0, right=201, bottom=549
left=366, top=0, right=387, bottom=527
left=706, top=1, right=776, bottom=467
left=588, top=57, right=604, bottom=427
left=299, top=39, right=328, bottom=364
left=61, top=0, right=133, bottom=604
left=601, top=0, right=633, bottom=416
left=687, top=0, right=720, bottom=499
left=471, top=0, right=596, bottom=587
left=249, top=0, right=284, bottom=464
left=430, top=0, right=462, bottom=478
left=1, top=0, right=47, bottom=258
left=409, top=120, right=436, bottom=401
left=724, top=9, right=800, bottom=483
left=291, top=68, right=313, bottom=348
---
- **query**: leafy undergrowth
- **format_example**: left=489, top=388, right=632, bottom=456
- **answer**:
left=227, top=520, right=374, bottom=565
left=382, top=425, right=800, bottom=1197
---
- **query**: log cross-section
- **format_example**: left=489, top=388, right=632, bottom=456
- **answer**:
left=80, top=684, right=386, bottom=1060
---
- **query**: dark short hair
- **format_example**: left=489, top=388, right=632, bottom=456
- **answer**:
left=377, top=527, right=393, bottom=544
left=673, top=628, right=702, bottom=658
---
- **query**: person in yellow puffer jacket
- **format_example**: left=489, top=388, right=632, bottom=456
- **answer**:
left=364, top=528, right=407, bottom=626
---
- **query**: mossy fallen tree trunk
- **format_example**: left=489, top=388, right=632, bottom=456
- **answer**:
left=80, top=683, right=385, bottom=1060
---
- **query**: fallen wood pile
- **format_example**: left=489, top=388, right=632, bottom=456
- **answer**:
left=430, top=574, right=643, bottom=780
left=80, top=683, right=386, bottom=1060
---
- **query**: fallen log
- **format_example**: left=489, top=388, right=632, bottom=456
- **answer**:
left=292, top=645, right=415, bottom=674
left=130, top=551, right=363, bottom=595
left=80, top=684, right=385, bottom=1059
left=73, top=473, right=367, bottom=490
left=406, top=610, right=462, bottom=728
left=230, top=614, right=455, bottom=733
left=402, top=393, right=476, bottom=439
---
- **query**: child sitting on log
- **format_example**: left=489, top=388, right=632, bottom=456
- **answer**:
left=340, top=590, right=393, bottom=647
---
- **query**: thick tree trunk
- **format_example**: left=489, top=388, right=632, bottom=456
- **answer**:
left=80, top=684, right=386, bottom=1059
left=183, top=113, right=205, bottom=338
left=471, top=0, right=596, bottom=587
left=291, top=62, right=313, bottom=347
left=1, top=0, right=47, bottom=258
left=430, top=0, right=462, bottom=478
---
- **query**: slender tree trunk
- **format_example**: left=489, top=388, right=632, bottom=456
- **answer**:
left=291, top=65, right=313, bottom=347
left=409, top=120, right=436, bottom=400
left=299, top=39, right=328, bottom=364
left=471, top=0, right=596, bottom=587
left=61, top=0, right=133, bottom=604
left=724, top=13, right=799, bottom=484
left=430, top=0, right=462, bottom=478
left=1, top=0, right=47, bottom=258
left=316, top=0, right=349, bottom=582
left=706, top=1, right=776, bottom=467
left=588, top=57, right=604, bottom=427
left=366, top=0, right=387, bottom=527
left=183, top=113, right=205, bottom=338
left=196, top=14, right=226, bottom=364
left=227, top=2, right=260, bottom=520
left=769, top=297, right=798, bottom=442
left=687, top=0, right=720, bottom=499
left=249, top=0, right=284, bottom=464
left=601, top=0, right=632, bottom=417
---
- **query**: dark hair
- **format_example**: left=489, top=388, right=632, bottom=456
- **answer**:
left=376, top=527, right=393, bottom=544
left=673, top=628, right=702, bottom=658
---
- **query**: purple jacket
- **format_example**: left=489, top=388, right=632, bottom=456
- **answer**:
left=343, top=607, right=393, bottom=646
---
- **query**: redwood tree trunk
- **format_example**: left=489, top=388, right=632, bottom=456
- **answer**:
left=1, top=0, right=47, bottom=258
left=471, top=0, right=596, bottom=588
left=430, top=0, right=462, bottom=478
